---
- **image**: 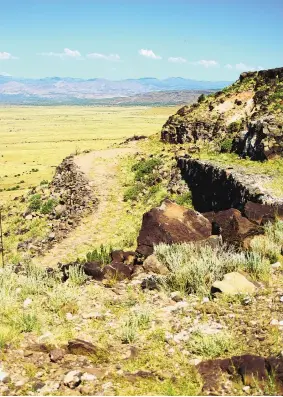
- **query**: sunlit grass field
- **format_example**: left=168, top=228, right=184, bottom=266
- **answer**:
left=0, top=106, right=176, bottom=203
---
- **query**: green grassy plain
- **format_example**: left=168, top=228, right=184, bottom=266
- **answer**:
left=0, top=106, right=177, bottom=203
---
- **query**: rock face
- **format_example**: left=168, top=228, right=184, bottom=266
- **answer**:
left=178, top=157, right=283, bottom=213
left=244, top=201, right=283, bottom=225
left=211, top=272, right=256, bottom=295
left=197, top=354, right=283, bottom=394
left=161, top=117, right=226, bottom=144
left=161, top=67, right=283, bottom=160
left=232, top=119, right=283, bottom=160
left=136, top=199, right=212, bottom=257
left=204, top=208, right=264, bottom=248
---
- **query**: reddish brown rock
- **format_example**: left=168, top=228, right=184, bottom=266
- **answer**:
left=68, top=339, right=106, bottom=360
left=49, top=348, right=65, bottom=363
left=197, top=354, right=282, bottom=394
left=111, top=250, right=136, bottom=266
left=103, top=262, right=134, bottom=281
left=83, top=261, right=104, bottom=280
left=136, top=199, right=212, bottom=257
left=244, top=201, right=283, bottom=225
left=203, top=208, right=263, bottom=248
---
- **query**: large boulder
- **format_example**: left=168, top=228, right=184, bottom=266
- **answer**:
left=203, top=208, right=263, bottom=248
left=103, top=262, right=134, bottom=281
left=136, top=199, right=212, bottom=257
left=211, top=272, right=256, bottom=295
left=244, top=201, right=283, bottom=225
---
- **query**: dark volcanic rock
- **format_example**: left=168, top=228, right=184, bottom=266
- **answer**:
left=161, top=118, right=226, bottom=144
left=111, top=250, right=136, bottom=266
left=68, top=339, right=104, bottom=357
left=103, top=262, right=134, bottom=281
left=136, top=199, right=212, bottom=257
left=197, top=354, right=283, bottom=394
left=177, top=157, right=283, bottom=213
left=244, top=201, right=283, bottom=225
left=204, top=208, right=263, bottom=248
left=232, top=119, right=283, bottom=160
left=83, top=261, right=104, bottom=280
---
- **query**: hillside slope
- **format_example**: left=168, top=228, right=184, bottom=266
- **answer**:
left=161, top=67, right=283, bottom=160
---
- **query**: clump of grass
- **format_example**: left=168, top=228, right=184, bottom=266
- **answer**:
left=250, top=220, right=283, bottom=266
left=132, top=157, right=162, bottom=182
left=68, top=265, right=88, bottom=286
left=243, top=252, right=271, bottom=280
left=173, top=191, right=193, bottom=208
left=40, top=179, right=49, bottom=186
left=121, top=309, right=151, bottom=344
left=155, top=243, right=244, bottom=295
left=28, top=194, right=42, bottom=211
left=40, top=198, right=57, bottom=214
left=186, top=331, right=237, bottom=359
left=17, top=312, right=40, bottom=333
left=124, top=183, right=144, bottom=201
left=0, top=324, right=18, bottom=348
left=85, top=244, right=112, bottom=265
left=220, top=138, right=233, bottom=153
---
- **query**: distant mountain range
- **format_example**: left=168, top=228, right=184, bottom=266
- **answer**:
left=0, top=75, right=231, bottom=105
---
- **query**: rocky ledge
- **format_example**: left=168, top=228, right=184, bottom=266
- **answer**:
left=177, top=157, right=283, bottom=213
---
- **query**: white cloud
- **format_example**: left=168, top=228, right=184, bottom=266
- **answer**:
left=63, top=48, right=81, bottom=58
left=225, top=63, right=263, bottom=72
left=0, top=72, right=11, bottom=76
left=168, top=57, right=187, bottom=63
left=0, top=52, right=18, bottom=60
left=235, top=62, right=255, bottom=71
left=195, top=60, right=219, bottom=68
left=139, top=49, right=162, bottom=60
left=39, top=48, right=82, bottom=59
left=87, top=53, right=120, bottom=61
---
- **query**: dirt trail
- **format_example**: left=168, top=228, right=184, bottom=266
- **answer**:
left=38, top=145, right=138, bottom=267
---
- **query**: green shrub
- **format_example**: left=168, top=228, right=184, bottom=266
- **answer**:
left=243, top=252, right=270, bottom=280
left=124, top=183, right=144, bottom=201
left=220, top=138, right=233, bottom=153
left=68, top=265, right=88, bottom=286
left=40, top=180, right=49, bottom=185
left=0, top=325, right=18, bottom=348
left=18, top=313, right=40, bottom=333
left=155, top=243, right=244, bottom=295
left=28, top=194, right=42, bottom=212
left=174, top=192, right=193, bottom=208
left=186, top=331, right=237, bottom=358
left=227, top=120, right=242, bottom=134
left=132, top=158, right=162, bottom=181
left=41, top=198, right=57, bottom=214
left=85, top=244, right=112, bottom=265
left=197, top=94, right=205, bottom=103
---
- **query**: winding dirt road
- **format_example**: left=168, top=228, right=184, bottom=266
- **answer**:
left=38, top=145, right=138, bottom=267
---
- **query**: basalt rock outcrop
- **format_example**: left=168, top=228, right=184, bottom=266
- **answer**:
left=197, top=354, right=283, bottom=394
left=136, top=199, right=212, bottom=257
left=203, top=208, right=264, bottom=248
left=178, top=157, right=283, bottom=213
left=161, top=67, right=283, bottom=160
left=232, top=118, right=283, bottom=160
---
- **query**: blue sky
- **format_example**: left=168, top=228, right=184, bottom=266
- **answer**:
left=0, top=0, right=282, bottom=80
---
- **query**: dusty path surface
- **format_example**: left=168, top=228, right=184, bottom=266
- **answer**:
left=38, top=145, right=139, bottom=267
